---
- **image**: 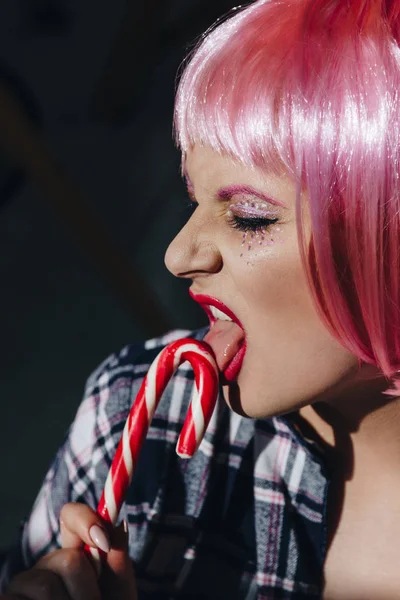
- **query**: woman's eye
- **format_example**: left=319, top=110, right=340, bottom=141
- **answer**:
left=227, top=199, right=280, bottom=232
left=228, top=214, right=279, bottom=232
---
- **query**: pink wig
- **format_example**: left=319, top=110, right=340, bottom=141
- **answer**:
left=174, top=0, right=400, bottom=394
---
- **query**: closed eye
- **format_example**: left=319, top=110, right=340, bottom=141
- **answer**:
left=229, top=214, right=279, bottom=232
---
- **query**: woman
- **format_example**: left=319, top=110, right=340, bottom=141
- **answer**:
left=1, top=0, right=400, bottom=597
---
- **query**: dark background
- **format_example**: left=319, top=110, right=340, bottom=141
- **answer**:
left=0, top=0, right=235, bottom=550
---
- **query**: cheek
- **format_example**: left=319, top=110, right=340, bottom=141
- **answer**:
left=232, top=231, right=339, bottom=360
left=238, top=225, right=285, bottom=265
left=232, top=227, right=307, bottom=317
left=223, top=229, right=359, bottom=415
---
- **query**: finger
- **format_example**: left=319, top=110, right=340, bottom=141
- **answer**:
left=7, top=563, right=70, bottom=600
left=101, top=521, right=137, bottom=600
left=60, top=503, right=111, bottom=553
left=35, top=548, right=101, bottom=600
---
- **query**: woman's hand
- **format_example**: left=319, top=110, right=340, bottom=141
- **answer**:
left=4, top=546, right=100, bottom=600
left=60, top=503, right=137, bottom=600
left=3, top=503, right=137, bottom=600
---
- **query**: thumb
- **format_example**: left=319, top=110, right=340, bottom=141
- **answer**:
left=101, top=520, right=137, bottom=600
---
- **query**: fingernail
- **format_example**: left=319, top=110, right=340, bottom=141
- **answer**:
left=89, top=524, right=111, bottom=553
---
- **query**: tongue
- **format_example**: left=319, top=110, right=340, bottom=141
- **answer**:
left=203, top=321, right=245, bottom=373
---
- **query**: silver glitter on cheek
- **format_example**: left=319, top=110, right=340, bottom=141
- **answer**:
left=238, top=224, right=284, bottom=263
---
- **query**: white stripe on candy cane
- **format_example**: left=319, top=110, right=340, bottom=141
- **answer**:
left=122, top=418, right=133, bottom=483
left=145, top=355, right=161, bottom=417
left=104, top=474, right=118, bottom=522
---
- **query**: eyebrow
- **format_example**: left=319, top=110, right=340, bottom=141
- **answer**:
left=217, top=184, right=286, bottom=208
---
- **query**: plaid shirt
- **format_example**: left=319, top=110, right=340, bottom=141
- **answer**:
left=0, top=328, right=329, bottom=599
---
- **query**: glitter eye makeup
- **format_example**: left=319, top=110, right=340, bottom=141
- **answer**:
left=218, top=184, right=284, bottom=237
left=227, top=199, right=279, bottom=233
left=227, top=199, right=284, bottom=263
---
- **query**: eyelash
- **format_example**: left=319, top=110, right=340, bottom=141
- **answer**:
left=228, top=214, right=279, bottom=232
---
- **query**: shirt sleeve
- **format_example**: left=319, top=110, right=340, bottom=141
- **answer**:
left=0, top=348, right=136, bottom=591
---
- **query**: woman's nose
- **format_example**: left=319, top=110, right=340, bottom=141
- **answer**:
left=164, top=213, right=222, bottom=279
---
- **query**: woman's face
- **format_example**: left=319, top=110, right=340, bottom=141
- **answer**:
left=165, top=145, right=359, bottom=418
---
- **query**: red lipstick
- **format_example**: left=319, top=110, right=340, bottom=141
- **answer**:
left=189, top=292, right=244, bottom=327
left=189, top=291, right=246, bottom=382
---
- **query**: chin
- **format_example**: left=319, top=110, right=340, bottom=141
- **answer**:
left=222, top=382, right=281, bottom=419
left=222, top=381, right=306, bottom=420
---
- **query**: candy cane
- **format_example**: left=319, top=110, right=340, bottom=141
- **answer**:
left=85, top=338, right=219, bottom=569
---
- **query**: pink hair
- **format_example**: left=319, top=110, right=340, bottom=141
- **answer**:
left=174, top=0, right=400, bottom=394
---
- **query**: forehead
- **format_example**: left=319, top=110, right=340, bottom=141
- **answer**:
left=185, top=145, right=297, bottom=202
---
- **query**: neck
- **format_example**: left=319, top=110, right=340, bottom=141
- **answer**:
left=299, top=372, right=400, bottom=549
left=299, top=370, right=400, bottom=471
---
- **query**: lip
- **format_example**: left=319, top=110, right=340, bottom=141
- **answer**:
left=189, top=291, right=245, bottom=329
left=189, top=290, right=247, bottom=382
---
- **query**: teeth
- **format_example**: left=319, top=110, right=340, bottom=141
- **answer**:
left=209, top=306, right=232, bottom=321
